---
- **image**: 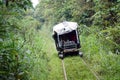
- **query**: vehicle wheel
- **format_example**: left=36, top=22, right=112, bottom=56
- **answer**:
left=58, top=52, right=64, bottom=59
left=79, top=52, right=83, bottom=57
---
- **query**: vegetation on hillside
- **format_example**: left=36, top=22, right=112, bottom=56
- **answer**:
left=0, top=0, right=48, bottom=79
left=35, top=0, right=120, bottom=79
left=0, top=0, right=120, bottom=80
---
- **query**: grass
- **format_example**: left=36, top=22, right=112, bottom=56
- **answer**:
left=48, top=53, right=64, bottom=80
left=27, top=23, right=120, bottom=80
left=80, top=30, right=120, bottom=80
left=38, top=25, right=64, bottom=80
left=25, top=32, right=49, bottom=80
left=64, top=56, right=96, bottom=80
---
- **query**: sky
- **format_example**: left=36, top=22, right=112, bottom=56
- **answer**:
left=31, top=0, right=39, bottom=7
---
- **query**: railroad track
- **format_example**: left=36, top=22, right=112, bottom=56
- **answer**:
left=80, top=58, right=100, bottom=80
left=61, top=56, right=100, bottom=80
left=62, top=60, right=68, bottom=80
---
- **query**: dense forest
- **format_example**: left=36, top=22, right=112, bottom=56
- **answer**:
left=0, top=0, right=120, bottom=80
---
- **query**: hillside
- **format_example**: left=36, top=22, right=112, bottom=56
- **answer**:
left=0, top=0, right=120, bottom=80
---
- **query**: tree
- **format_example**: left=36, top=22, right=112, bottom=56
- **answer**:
left=0, top=0, right=34, bottom=79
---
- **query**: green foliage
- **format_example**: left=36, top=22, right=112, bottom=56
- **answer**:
left=0, top=0, right=120, bottom=80
left=0, top=1, right=49, bottom=80
left=34, top=0, right=120, bottom=79
left=80, top=25, right=120, bottom=79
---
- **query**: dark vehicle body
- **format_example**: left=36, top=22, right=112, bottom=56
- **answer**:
left=53, top=30, right=80, bottom=52
left=52, top=21, right=82, bottom=58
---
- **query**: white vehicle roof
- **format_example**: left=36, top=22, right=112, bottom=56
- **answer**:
left=53, top=21, right=78, bottom=35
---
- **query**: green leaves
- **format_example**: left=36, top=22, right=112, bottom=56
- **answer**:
left=0, top=0, right=36, bottom=79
